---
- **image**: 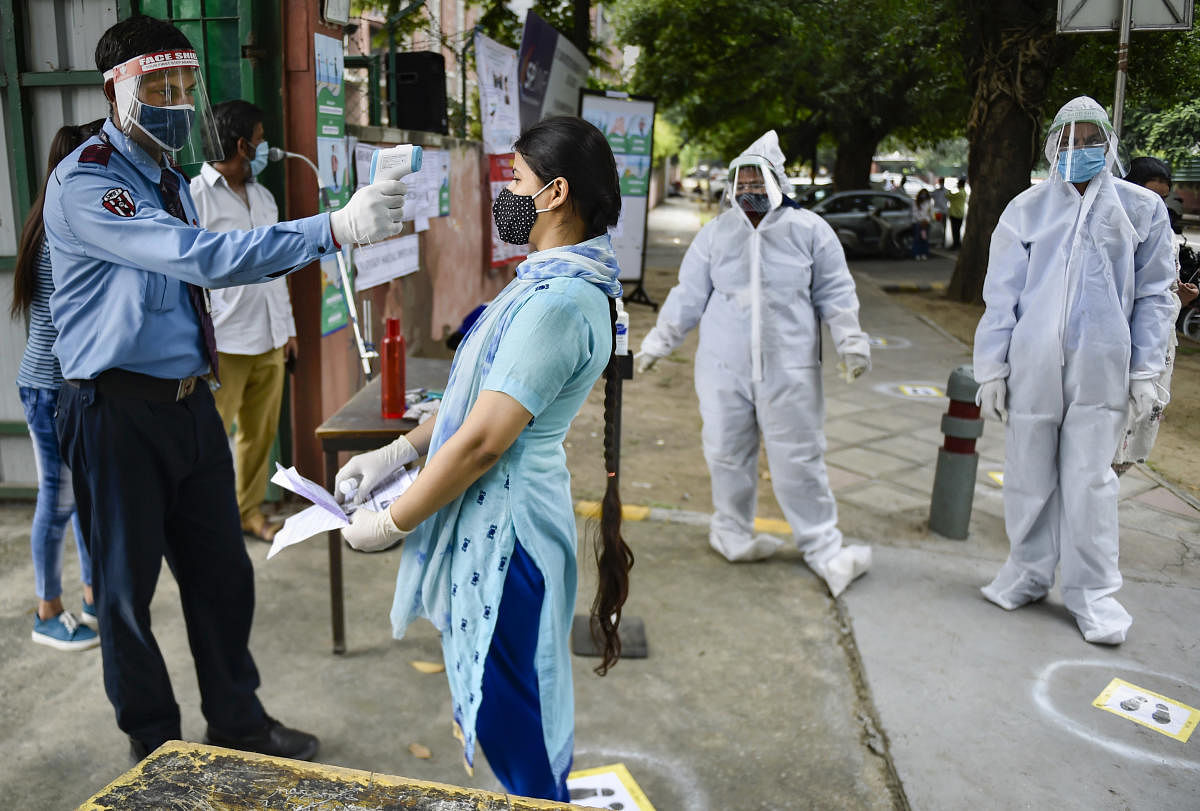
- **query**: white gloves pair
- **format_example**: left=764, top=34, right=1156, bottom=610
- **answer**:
left=636, top=350, right=871, bottom=384
left=1129, top=379, right=1159, bottom=422
left=334, top=435, right=419, bottom=552
left=330, top=180, right=407, bottom=245
left=976, top=378, right=1007, bottom=423
left=635, top=351, right=662, bottom=374
left=977, top=377, right=1159, bottom=424
left=837, top=353, right=870, bottom=384
left=334, top=435, right=419, bottom=505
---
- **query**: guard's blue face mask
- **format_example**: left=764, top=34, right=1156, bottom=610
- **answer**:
left=249, top=140, right=270, bottom=176
left=1058, top=145, right=1107, bottom=183
left=135, top=102, right=196, bottom=151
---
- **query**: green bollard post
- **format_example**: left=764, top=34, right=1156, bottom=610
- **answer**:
left=929, top=365, right=984, bottom=540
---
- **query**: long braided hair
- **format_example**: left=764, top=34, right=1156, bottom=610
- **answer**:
left=513, top=117, right=633, bottom=675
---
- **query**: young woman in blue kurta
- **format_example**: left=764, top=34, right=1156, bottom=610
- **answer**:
left=338, top=117, right=633, bottom=801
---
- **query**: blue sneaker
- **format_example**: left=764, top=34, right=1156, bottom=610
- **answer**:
left=32, top=610, right=99, bottom=651
left=80, top=598, right=98, bottom=630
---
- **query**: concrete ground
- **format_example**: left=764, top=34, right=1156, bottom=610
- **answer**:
left=2, top=197, right=1198, bottom=809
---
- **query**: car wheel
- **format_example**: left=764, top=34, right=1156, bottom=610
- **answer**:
left=1182, top=308, right=1200, bottom=342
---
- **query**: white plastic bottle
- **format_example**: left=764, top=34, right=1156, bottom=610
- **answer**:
left=614, top=298, right=629, bottom=356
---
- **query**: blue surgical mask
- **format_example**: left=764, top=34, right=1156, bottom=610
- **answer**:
left=1057, top=146, right=1107, bottom=183
left=250, top=140, right=270, bottom=176
left=134, top=102, right=195, bottom=151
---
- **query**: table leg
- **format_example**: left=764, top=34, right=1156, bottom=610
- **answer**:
left=325, top=450, right=346, bottom=655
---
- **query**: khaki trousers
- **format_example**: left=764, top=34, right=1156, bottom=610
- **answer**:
left=212, top=347, right=286, bottom=527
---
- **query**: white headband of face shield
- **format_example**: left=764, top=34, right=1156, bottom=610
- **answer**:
left=728, top=156, right=784, bottom=211
left=103, top=50, right=208, bottom=156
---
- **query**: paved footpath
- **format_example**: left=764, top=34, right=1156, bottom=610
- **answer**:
left=619, top=198, right=1200, bottom=810
left=0, top=197, right=1196, bottom=809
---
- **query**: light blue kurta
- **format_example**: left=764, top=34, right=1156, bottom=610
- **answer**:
left=390, top=234, right=620, bottom=783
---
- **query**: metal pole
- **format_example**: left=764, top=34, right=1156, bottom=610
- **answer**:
left=1113, top=0, right=1133, bottom=136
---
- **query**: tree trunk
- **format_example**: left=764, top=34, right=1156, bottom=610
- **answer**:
left=948, top=3, right=1076, bottom=303
left=832, top=132, right=878, bottom=191
left=571, top=0, right=590, bottom=55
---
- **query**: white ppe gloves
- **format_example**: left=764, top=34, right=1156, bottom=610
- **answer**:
left=976, top=378, right=1008, bottom=424
left=335, top=435, right=418, bottom=506
left=341, top=506, right=411, bottom=552
left=1129, top=379, right=1158, bottom=422
left=635, top=351, right=662, bottom=374
left=330, top=180, right=407, bottom=245
left=837, top=353, right=870, bottom=384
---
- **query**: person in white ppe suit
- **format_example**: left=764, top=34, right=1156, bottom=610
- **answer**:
left=973, top=97, right=1176, bottom=644
left=636, top=131, right=872, bottom=597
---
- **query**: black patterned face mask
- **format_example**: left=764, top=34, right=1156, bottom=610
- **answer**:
left=492, top=180, right=554, bottom=245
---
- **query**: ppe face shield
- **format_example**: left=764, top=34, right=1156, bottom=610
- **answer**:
left=725, top=158, right=783, bottom=217
left=104, top=49, right=223, bottom=165
left=1043, top=96, right=1123, bottom=185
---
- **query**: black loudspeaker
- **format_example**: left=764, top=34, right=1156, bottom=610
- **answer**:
left=390, top=51, right=448, bottom=134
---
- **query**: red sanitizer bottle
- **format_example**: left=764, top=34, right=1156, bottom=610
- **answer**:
left=380, top=317, right=407, bottom=419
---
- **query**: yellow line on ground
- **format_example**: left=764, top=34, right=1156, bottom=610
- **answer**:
left=575, top=500, right=788, bottom=534
left=575, top=500, right=650, bottom=521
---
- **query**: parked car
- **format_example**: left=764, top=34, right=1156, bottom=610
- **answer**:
left=790, top=183, right=834, bottom=208
left=811, top=190, right=916, bottom=258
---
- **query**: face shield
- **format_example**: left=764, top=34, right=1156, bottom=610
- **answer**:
left=725, top=157, right=783, bottom=216
left=104, top=49, right=222, bottom=165
left=1043, top=96, right=1123, bottom=185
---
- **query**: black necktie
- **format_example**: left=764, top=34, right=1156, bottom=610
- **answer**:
left=159, top=168, right=219, bottom=381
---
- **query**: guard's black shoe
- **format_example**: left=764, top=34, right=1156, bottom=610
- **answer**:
left=203, top=716, right=319, bottom=762
left=128, top=737, right=161, bottom=765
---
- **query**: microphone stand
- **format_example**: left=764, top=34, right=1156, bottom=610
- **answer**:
left=270, top=147, right=377, bottom=378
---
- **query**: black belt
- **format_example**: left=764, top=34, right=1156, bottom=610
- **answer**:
left=68, top=369, right=205, bottom=402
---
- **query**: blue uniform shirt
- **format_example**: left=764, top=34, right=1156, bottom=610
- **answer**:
left=43, top=119, right=337, bottom=380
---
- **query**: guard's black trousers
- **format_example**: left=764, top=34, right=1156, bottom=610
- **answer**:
left=57, top=380, right=266, bottom=749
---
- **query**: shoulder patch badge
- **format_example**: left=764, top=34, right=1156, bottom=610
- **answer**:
left=78, top=143, right=114, bottom=166
left=101, top=188, right=136, bottom=218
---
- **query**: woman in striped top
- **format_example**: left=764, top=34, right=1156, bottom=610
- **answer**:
left=11, top=120, right=103, bottom=651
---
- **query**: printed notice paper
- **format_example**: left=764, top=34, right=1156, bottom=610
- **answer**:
left=266, top=463, right=417, bottom=559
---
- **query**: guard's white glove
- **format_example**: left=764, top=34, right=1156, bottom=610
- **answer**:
left=342, top=506, right=411, bottom=552
left=330, top=180, right=407, bottom=245
left=1129, top=379, right=1157, bottom=422
left=335, top=435, right=418, bottom=505
left=976, top=378, right=1008, bottom=424
left=635, top=351, right=663, bottom=374
left=837, top=353, right=870, bottom=384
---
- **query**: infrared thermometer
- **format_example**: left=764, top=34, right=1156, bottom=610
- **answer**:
left=369, top=144, right=423, bottom=183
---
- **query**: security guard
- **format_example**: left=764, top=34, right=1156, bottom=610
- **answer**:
left=43, top=15, right=406, bottom=762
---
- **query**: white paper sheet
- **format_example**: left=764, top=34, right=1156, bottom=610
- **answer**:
left=265, top=463, right=418, bottom=559
left=267, top=504, right=349, bottom=560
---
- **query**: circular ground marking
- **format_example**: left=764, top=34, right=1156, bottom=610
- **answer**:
left=1033, top=658, right=1200, bottom=771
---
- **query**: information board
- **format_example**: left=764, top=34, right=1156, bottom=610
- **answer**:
left=580, top=90, right=656, bottom=305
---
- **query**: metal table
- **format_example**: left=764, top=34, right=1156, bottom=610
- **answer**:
left=315, top=356, right=451, bottom=653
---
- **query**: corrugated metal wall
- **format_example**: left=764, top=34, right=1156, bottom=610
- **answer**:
left=1, top=0, right=118, bottom=490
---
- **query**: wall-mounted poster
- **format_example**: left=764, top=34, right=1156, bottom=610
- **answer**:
left=315, top=32, right=350, bottom=335
left=476, top=32, right=521, bottom=155
left=580, top=90, right=656, bottom=307
left=489, top=153, right=527, bottom=267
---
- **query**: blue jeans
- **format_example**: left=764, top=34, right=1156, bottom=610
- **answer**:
left=19, top=386, right=90, bottom=601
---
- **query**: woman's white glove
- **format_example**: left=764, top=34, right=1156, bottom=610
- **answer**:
left=335, top=435, right=418, bottom=505
left=635, top=351, right=663, bottom=373
left=1129, top=379, right=1158, bottom=422
left=976, top=378, right=1008, bottom=424
left=837, top=353, right=870, bottom=384
left=342, top=507, right=411, bottom=552
left=330, top=180, right=407, bottom=245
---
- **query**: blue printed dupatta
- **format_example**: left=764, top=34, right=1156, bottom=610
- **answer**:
left=389, top=233, right=621, bottom=776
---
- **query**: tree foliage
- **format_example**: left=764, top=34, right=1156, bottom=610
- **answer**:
left=613, top=0, right=968, bottom=187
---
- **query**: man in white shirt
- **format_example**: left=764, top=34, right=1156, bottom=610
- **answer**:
left=191, top=100, right=297, bottom=542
